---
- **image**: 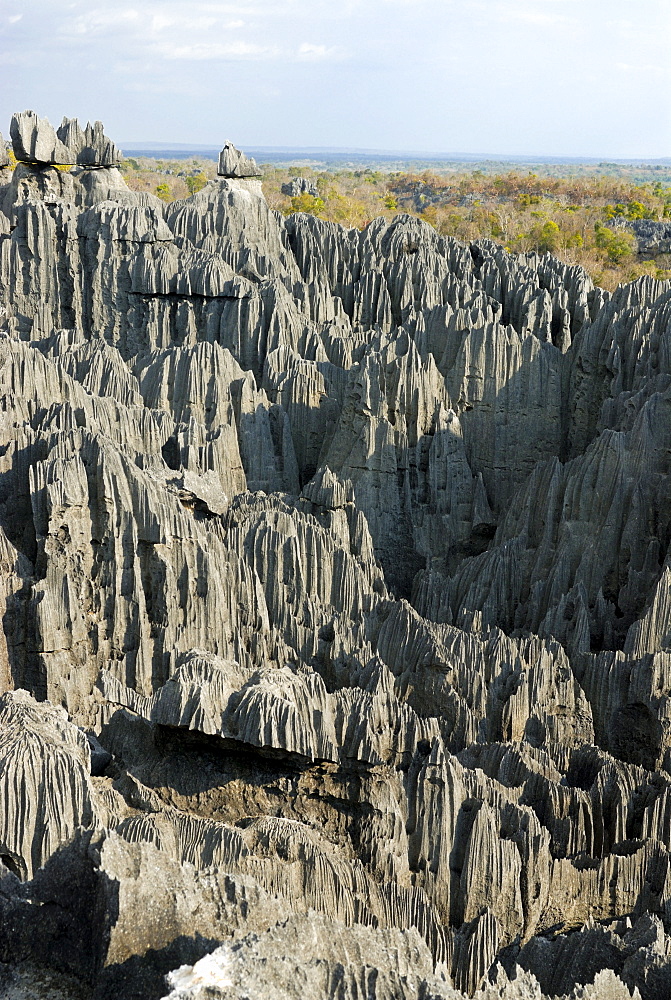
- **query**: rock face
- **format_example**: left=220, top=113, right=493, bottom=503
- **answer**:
left=217, top=141, right=258, bottom=178
left=0, top=690, right=93, bottom=880
left=10, top=111, right=121, bottom=166
left=610, top=217, right=671, bottom=256
left=282, top=177, right=319, bottom=198
left=0, top=111, right=670, bottom=1000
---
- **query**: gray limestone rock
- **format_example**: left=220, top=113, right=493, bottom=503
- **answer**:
left=609, top=217, right=671, bottom=256
left=218, top=142, right=259, bottom=178
left=161, top=912, right=457, bottom=1000
left=0, top=690, right=93, bottom=879
left=1, top=107, right=671, bottom=1000
left=159, top=916, right=641, bottom=1000
left=10, top=111, right=75, bottom=165
left=282, top=178, right=319, bottom=198
left=56, top=117, right=121, bottom=167
left=10, top=111, right=121, bottom=167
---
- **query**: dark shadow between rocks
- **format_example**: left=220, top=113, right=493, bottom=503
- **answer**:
left=94, top=932, right=220, bottom=1000
left=0, top=830, right=114, bottom=988
left=608, top=702, right=663, bottom=771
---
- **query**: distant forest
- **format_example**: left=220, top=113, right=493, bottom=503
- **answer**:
left=120, top=154, right=671, bottom=291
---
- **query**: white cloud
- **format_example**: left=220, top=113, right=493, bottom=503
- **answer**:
left=158, top=40, right=279, bottom=60
left=297, top=42, right=346, bottom=61
left=0, top=51, right=27, bottom=65
left=155, top=38, right=346, bottom=62
left=67, top=9, right=142, bottom=35
left=2, top=0, right=667, bottom=154
left=53, top=3, right=350, bottom=65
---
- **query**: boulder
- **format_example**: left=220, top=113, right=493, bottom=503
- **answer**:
left=217, top=141, right=258, bottom=178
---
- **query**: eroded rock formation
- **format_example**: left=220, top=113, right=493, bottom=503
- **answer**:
left=10, top=111, right=121, bottom=166
left=282, top=177, right=319, bottom=198
left=217, top=142, right=259, bottom=179
left=0, top=111, right=670, bottom=1000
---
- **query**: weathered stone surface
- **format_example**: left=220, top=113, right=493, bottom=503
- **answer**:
left=10, top=111, right=121, bottom=166
left=1, top=109, right=671, bottom=999
left=217, top=142, right=259, bottom=178
left=56, top=117, right=121, bottom=167
left=282, top=177, right=319, bottom=198
left=159, top=914, right=641, bottom=999
left=610, top=217, right=671, bottom=256
left=0, top=690, right=93, bottom=879
left=162, top=912, right=456, bottom=1000
left=10, top=111, right=75, bottom=165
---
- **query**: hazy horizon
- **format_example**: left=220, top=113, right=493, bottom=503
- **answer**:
left=2, top=0, right=670, bottom=159
left=118, top=140, right=671, bottom=164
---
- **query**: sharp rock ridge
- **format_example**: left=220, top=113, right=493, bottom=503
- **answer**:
left=0, top=109, right=669, bottom=1000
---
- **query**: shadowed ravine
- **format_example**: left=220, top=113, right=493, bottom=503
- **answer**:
left=1, top=110, right=671, bottom=1000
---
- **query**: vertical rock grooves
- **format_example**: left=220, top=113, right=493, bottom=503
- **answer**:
left=0, top=111, right=669, bottom=999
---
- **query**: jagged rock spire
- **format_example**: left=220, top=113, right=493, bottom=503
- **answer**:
left=217, top=139, right=259, bottom=177
left=10, top=109, right=121, bottom=166
left=1, top=106, right=671, bottom=1000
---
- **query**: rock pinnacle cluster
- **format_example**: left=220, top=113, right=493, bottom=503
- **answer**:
left=1, top=111, right=671, bottom=1000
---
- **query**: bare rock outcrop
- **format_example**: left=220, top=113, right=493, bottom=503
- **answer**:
left=159, top=914, right=641, bottom=1000
left=0, top=690, right=93, bottom=879
left=282, top=177, right=319, bottom=198
left=0, top=108, right=670, bottom=1000
left=218, top=142, right=259, bottom=178
left=10, top=111, right=121, bottom=166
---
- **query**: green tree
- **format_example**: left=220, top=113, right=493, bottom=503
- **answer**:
left=285, top=193, right=325, bottom=217
left=530, top=219, right=560, bottom=253
left=594, top=222, right=636, bottom=264
left=605, top=203, right=627, bottom=219
left=563, top=231, right=584, bottom=250
left=155, top=183, right=171, bottom=202
left=186, top=172, right=207, bottom=196
left=625, top=200, right=649, bottom=220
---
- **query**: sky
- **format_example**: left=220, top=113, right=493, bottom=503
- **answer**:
left=1, top=0, right=670, bottom=158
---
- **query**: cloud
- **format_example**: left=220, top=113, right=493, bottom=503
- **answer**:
left=0, top=51, right=28, bottom=65
left=155, top=38, right=346, bottom=63
left=51, top=3, right=350, bottom=66
left=1, top=0, right=667, bottom=154
left=66, top=9, right=142, bottom=36
left=158, top=40, right=279, bottom=60
left=60, top=3, right=253, bottom=39
left=297, top=42, right=346, bottom=61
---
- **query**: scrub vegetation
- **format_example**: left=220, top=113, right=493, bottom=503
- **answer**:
left=119, top=155, right=671, bottom=291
